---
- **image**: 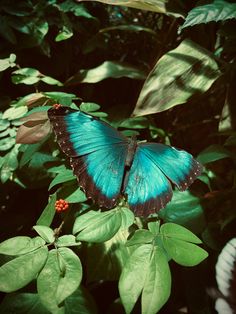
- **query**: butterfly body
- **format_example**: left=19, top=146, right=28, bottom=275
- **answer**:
left=48, top=106, right=202, bottom=216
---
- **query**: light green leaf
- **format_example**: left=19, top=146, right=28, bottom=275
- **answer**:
left=0, top=137, right=15, bottom=151
left=66, top=61, right=146, bottom=84
left=55, top=26, right=73, bottom=42
left=56, top=235, right=80, bottom=247
left=56, top=248, right=82, bottom=305
left=0, top=118, right=10, bottom=131
left=73, top=209, right=122, bottom=243
left=0, top=53, right=16, bottom=72
left=63, top=186, right=87, bottom=203
left=181, top=0, right=236, bottom=30
left=133, top=39, right=220, bottom=116
left=161, top=237, right=208, bottom=266
left=49, top=169, right=75, bottom=190
left=37, top=250, right=65, bottom=314
left=0, top=236, right=45, bottom=256
left=197, top=144, right=233, bottom=164
left=80, top=102, right=101, bottom=112
left=0, top=293, right=50, bottom=314
left=142, top=246, right=171, bottom=314
left=44, top=92, right=76, bottom=106
left=41, top=76, right=63, bottom=86
left=0, top=247, right=48, bottom=292
left=119, top=244, right=153, bottom=314
left=33, top=226, right=55, bottom=243
left=160, top=223, right=202, bottom=244
left=2, top=106, right=28, bottom=120
left=120, top=207, right=135, bottom=229
left=126, top=230, right=154, bottom=246
left=36, top=193, right=57, bottom=226
left=79, top=0, right=167, bottom=13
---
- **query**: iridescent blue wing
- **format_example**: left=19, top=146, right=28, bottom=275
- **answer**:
left=48, top=107, right=128, bottom=208
left=125, top=143, right=202, bottom=216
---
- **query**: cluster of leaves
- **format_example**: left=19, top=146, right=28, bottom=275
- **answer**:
left=0, top=0, right=236, bottom=313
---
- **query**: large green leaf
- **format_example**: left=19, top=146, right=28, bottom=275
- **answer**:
left=66, top=61, right=146, bottom=85
left=160, top=223, right=202, bottom=244
left=126, top=229, right=154, bottom=246
left=86, top=228, right=131, bottom=282
left=181, top=0, right=236, bottom=30
left=0, top=293, right=50, bottom=314
left=33, top=226, right=55, bottom=243
left=73, top=209, right=122, bottom=243
left=142, top=246, right=171, bottom=314
left=0, top=236, right=45, bottom=256
left=159, top=191, right=205, bottom=234
left=78, top=0, right=167, bottom=13
left=37, top=248, right=82, bottom=312
left=133, top=39, right=220, bottom=116
left=119, top=244, right=153, bottom=314
left=0, top=247, right=48, bottom=292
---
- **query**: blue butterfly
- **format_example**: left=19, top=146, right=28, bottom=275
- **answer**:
left=48, top=106, right=202, bottom=216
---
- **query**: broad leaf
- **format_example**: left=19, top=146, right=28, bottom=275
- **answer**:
left=0, top=247, right=48, bottom=292
left=78, top=0, right=167, bottom=13
left=181, top=0, right=236, bottom=30
left=56, top=235, right=80, bottom=247
left=126, top=230, right=154, bottom=246
left=0, top=293, right=50, bottom=314
left=73, top=209, right=122, bottom=243
left=142, top=246, right=171, bottom=314
left=0, top=236, right=45, bottom=256
left=133, top=39, right=220, bottom=116
left=80, top=102, right=100, bottom=112
left=160, top=223, right=202, bottom=244
left=2, top=106, right=28, bottom=120
left=33, top=226, right=55, bottom=243
left=66, top=61, right=146, bottom=85
left=197, top=144, right=233, bottom=164
left=49, top=169, right=75, bottom=190
left=119, top=244, right=153, bottom=314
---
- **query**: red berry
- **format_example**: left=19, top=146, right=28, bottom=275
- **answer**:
left=55, top=199, right=69, bottom=212
left=53, top=104, right=62, bottom=110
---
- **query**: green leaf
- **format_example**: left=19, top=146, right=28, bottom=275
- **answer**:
left=56, top=235, right=80, bottom=247
left=0, top=236, right=45, bottom=256
left=66, top=61, right=146, bottom=84
left=0, top=137, right=15, bottom=151
left=2, top=106, right=28, bottom=120
left=119, top=244, right=153, bottom=314
left=120, top=207, right=135, bottom=229
left=142, top=246, right=171, bottom=314
left=55, top=26, right=73, bottom=42
left=80, top=0, right=167, bottom=13
left=49, top=169, right=75, bottom=190
left=37, top=248, right=82, bottom=312
left=41, top=76, right=63, bottom=86
left=126, top=230, right=154, bottom=246
left=12, top=68, right=62, bottom=86
left=160, top=223, right=202, bottom=244
left=56, top=248, right=82, bottom=305
left=181, top=0, right=236, bottom=30
left=0, top=293, right=50, bottom=314
left=36, top=193, right=57, bottom=226
left=133, top=39, right=220, bottom=116
left=119, top=116, right=149, bottom=129
left=197, top=144, right=233, bottom=164
left=44, top=92, right=76, bottom=106
left=20, top=142, right=44, bottom=167
left=86, top=228, right=131, bottom=282
left=64, top=286, right=97, bottom=314
left=73, top=209, right=122, bottom=243
left=0, top=118, right=10, bottom=131
left=160, top=223, right=208, bottom=266
left=58, top=184, right=87, bottom=203
left=0, top=247, right=48, bottom=292
left=159, top=191, right=205, bottom=234
left=80, top=102, right=101, bottom=112
left=37, top=250, right=66, bottom=314
left=33, top=226, right=55, bottom=243
left=0, top=53, right=16, bottom=72
left=161, top=237, right=208, bottom=266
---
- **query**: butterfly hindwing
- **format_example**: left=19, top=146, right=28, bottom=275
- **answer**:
left=48, top=107, right=128, bottom=207
left=125, top=143, right=202, bottom=216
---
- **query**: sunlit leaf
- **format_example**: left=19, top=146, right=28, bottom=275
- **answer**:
left=0, top=236, right=45, bottom=256
left=36, top=194, right=57, bottom=227
left=133, top=39, right=220, bottom=116
left=33, top=226, right=55, bottom=243
left=0, top=53, right=16, bottom=72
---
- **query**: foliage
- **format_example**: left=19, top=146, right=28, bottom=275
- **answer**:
left=0, top=0, right=236, bottom=313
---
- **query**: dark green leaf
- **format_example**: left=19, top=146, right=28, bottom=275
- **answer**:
left=49, top=169, right=76, bottom=190
left=181, top=0, right=236, bottom=30
left=133, top=39, right=220, bottom=116
left=0, top=293, right=50, bottom=314
left=36, top=194, right=57, bottom=227
left=0, top=247, right=48, bottom=292
left=197, top=144, right=233, bottom=164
